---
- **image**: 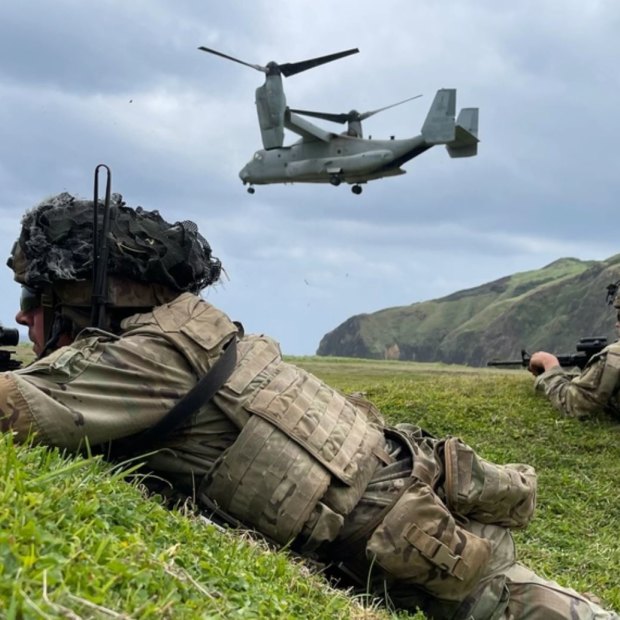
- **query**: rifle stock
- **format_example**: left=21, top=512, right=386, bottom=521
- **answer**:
left=487, top=337, right=608, bottom=371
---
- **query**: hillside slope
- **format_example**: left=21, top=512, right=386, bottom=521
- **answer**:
left=317, top=254, right=620, bottom=366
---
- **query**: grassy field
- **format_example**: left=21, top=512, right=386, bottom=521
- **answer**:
left=1, top=352, right=619, bottom=618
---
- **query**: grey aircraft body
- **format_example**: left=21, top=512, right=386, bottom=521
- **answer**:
left=239, top=90, right=478, bottom=194
left=198, top=46, right=479, bottom=194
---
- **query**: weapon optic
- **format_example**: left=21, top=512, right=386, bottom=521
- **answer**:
left=487, top=337, right=608, bottom=371
left=0, top=326, right=22, bottom=371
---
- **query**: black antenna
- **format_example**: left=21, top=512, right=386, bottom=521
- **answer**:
left=91, top=164, right=112, bottom=329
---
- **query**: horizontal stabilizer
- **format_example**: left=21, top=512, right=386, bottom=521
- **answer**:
left=447, top=108, right=479, bottom=158
left=421, top=89, right=456, bottom=144
left=456, top=108, right=478, bottom=137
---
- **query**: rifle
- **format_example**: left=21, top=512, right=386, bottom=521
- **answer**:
left=0, top=326, right=22, bottom=371
left=487, top=337, right=608, bottom=370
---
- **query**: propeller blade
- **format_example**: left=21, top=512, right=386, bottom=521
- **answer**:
left=288, top=108, right=350, bottom=124
left=279, top=48, right=359, bottom=77
left=198, top=46, right=266, bottom=73
left=357, top=94, right=423, bottom=120
left=291, top=95, right=423, bottom=125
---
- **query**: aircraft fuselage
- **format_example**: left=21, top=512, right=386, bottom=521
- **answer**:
left=239, top=133, right=431, bottom=186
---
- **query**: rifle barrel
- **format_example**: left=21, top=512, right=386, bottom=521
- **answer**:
left=487, top=360, right=526, bottom=367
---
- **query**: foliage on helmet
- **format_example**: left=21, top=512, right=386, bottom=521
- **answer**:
left=8, top=192, right=221, bottom=293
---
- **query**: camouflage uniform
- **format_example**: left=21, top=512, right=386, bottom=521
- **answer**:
left=2, top=192, right=617, bottom=618
left=534, top=341, right=620, bottom=419
left=535, top=289, right=620, bottom=420
left=1, top=292, right=617, bottom=620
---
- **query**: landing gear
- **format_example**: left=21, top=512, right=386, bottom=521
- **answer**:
left=351, top=184, right=363, bottom=195
left=247, top=186, right=255, bottom=194
left=329, top=174, right=342, bottom=186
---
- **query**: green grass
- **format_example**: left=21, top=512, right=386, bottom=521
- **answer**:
left=0, top=435, right=396, bottom=619
left=1, top=354, right=618, bottom=617
left=294, top=357, right=620, bottom=609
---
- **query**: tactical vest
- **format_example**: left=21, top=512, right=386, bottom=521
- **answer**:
left=597, top=343, right=620, bottom=417
left=121, top=293, right=386, bottom=547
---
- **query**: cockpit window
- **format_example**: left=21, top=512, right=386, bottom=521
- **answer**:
left=253, top=152, right=263, bottom=161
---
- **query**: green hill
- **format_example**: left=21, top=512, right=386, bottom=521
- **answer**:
left=317, top=255, right=620, bottom=366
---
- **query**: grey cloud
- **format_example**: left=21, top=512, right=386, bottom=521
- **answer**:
left=1, top=1, right=620, bottom=353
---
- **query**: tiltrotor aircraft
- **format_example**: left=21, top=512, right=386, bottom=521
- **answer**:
left=198, top=46, right=479, bottom=195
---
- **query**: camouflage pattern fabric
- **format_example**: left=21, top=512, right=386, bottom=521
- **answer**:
left=2, top=292, right=386, bottom=550
left=385, top=522, right=620, bottom=619
left=0, top=373, right=33, bottom=436
left=327, top=427, right=618, bottom=619
left=535, top=341, right=620, bottom=419
left=122, top=295, right=387, bottom=547
left=1, top=293, right=618, bottom=618
left=500, top=562, right=619, bottom=620
left=1, top=302, right=240, bottom=493
left=442, top=437, right=536, bottom=529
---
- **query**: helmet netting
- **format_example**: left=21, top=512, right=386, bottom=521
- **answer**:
left=9, top=192, right=221, bottom=293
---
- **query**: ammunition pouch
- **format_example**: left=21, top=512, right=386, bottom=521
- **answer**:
left=200, top=343, right=385, bottom=547
left=366, top=479, right=492, bottom=602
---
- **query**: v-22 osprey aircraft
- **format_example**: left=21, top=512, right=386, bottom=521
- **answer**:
left=198, top=46, right=479, bottom=195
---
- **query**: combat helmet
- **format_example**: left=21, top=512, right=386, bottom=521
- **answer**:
left=607, top=280, right=620, bottom=312
left=8, top=188, right=221, bottom=354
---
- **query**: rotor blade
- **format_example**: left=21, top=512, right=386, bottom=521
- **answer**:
left=288, top=108, right=349, bottom=124
left=198, top=46, right=266, bottom=73
left=279, top=48, right=359, bottom=77
left=357, top=94, right=423, bottom=120
left=291, top=94, right=423, bottom=125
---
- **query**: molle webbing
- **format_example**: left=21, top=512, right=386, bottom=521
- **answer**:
left=201, top=416, right=332, bottom=544
left=246, top=364, right=378, bottom=485
left=117, top=295, right=386, bottom=546
left=201, top=355, right=385, bottom=545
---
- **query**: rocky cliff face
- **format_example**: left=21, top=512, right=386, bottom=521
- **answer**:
left=317, top=255, right=620, bottom=366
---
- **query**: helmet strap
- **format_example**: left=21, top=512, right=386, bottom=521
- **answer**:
left=39, top=310, right=72, bottom=359
left=40, top=289, right=56, bottom=352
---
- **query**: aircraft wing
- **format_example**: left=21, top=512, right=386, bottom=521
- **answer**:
left=284, top=110, right=333, bottom=142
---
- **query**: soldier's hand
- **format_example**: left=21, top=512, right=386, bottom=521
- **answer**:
left=528, top=351, right=560, bottom=376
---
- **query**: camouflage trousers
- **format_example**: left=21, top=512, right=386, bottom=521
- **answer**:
left=326, top=424, right=618, bottom=620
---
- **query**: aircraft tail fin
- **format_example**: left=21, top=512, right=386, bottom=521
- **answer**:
left=447, top=108, right=479, bottom=158
left=421, top=89, right=456, bottom=144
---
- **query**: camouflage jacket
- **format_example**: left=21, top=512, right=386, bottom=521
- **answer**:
left=4, top=295, right=610, bottom=619
left=0, top=292, right=385, bottom=548
left=534, top=341, right=620, bottom=419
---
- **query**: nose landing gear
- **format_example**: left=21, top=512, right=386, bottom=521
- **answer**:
left=351, top=184, right=363, bottom=195
left=247, top=186, right=255, bottom=194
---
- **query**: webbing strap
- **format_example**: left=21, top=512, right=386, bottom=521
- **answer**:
left=140, top=337, right=237, bottom=443
left=110, top=337, right=237, bottom=456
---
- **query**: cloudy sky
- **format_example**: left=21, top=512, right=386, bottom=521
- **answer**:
left=1, top=1, right=618, bottom=354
